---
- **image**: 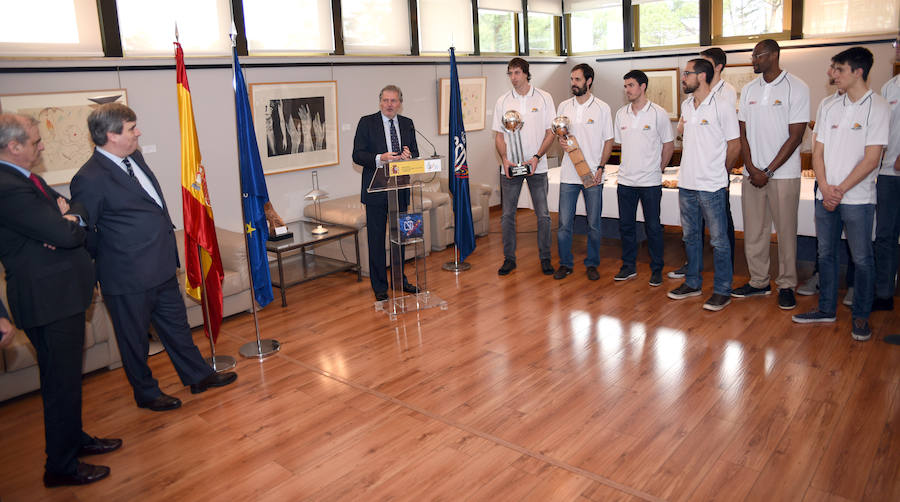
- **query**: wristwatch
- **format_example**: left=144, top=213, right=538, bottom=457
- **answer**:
left=762, top=168, right=774, bottom=178
left=532, top=154, right=540, bottom=160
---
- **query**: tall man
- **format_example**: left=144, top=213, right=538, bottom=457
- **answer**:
left=493, top=57, right=556, bottom=276
left=733, top=39, right=809, bottom=310
left=873, top=72, right=900, bottom=311
left=667, top=59, right=740, bottom=311
left=1, top=114, right=120, bottom=487
left=71, top=103, right=236, bottom=412
left=553, top=63, right=612, bottom=281
left=614, top=70, right=675, bottom=286
left=351, top=85, right=420, bottom=301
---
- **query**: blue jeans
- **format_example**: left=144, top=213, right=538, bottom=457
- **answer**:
left=617, top=184, right=663, bottom=273
left=500, top=172, right=551, bottom=261
left=557, top=182, right=602, bottom=268
left=679, top=188, right=732, bottom=295
left=815, top=200, right=875, bottom=318
left=874, top=175, right=900, bottom=299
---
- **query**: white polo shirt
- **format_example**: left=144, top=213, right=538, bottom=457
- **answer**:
left=815, top=90, right=890, bottom=205
left=738, top=71, right=810, bottom=179
left=813, top=91, right=842, bottom=136
left=712, top=79, right=737, bottom=109
left=614, top=100, right=674, bottom=187
left=880, top=74, right=900, bottom=176
left=679, top=92, right=740, bottom=192
left=492, top=85, right=555, bottom=174
left=556, top=95, right=613, bottom=185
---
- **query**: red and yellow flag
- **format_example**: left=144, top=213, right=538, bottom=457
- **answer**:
left=176, top=41, right=224, bottom=342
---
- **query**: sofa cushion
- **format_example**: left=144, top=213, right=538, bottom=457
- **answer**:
left=4, top=331, right=37, bottom=372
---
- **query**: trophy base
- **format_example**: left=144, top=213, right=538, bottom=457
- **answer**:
left=507, top=163, right=532, bottom=177
left=269, top=232, right=294, bottom=241
left=580, top=173, right=597, bottom=188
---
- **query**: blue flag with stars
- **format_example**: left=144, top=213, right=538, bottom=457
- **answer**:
left=233, top=45, right=273, bottom=307
left=448, top=47, right=476, bottom=261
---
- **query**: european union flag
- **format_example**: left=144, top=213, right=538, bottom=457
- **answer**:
left=233, top=46, right=274, bottom=307
left=448, top=47, right=476, bottom=262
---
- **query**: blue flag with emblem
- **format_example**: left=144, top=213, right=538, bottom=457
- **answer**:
left=448, top=47, right=476, bottom=262
left=232, top=44, right=274, bottom=307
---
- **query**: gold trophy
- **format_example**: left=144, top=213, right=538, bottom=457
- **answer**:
left=551, top=115, right=596, bottom=188
left=501, top=110, right=531, bottom=177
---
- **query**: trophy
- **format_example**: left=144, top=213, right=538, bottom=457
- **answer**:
left=551, top=115, right=596, bottom=188
left=501, top=110, right=532, bottom=177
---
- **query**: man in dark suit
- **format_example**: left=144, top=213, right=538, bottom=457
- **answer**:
left=352, top=85, right=420, bottom=301
left=70, top=103, right=235, bottom=412
left=0, top=113, right=120, bottom=487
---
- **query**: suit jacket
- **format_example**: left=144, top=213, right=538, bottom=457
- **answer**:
left=0, top=162, right=95, bottom=329
left=352, top=112, right=419, bottom=206
left=70, top=149, right=179, bottom=296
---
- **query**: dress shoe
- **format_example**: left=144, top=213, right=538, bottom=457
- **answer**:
left=44, top=462, right=110, bottom=487
left=374, top=291, right=389, bottom=301
left=138, top=393, right=182, bottom=411
left=402, top=283, right=419, bottom=294
left=79, top=437, right=122, bottom=456
left=190, top=371, right=237, bottom=394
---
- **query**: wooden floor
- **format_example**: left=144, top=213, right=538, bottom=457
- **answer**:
left=2, top=208, right=899, bottom=502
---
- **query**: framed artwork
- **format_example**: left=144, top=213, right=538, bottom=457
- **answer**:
left=249, top=81, right=339, bottom=175
left=641, top=69, right=680, bottom=120
left=437, top=76, right=487, bottom=135
left=722, top=64, right=758, bottom=103
left=0, top=89, right=127, bottom=185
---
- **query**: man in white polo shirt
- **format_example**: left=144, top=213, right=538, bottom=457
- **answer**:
left=733, top=39, right=809, bottom=310
left=492, top=57, right=556, bottom=276
left=792, top=47, right=889, bottom=342
left=873, top=72, right=900, bottom=312
left=667, top=58, right=740, bottom=311
left=552, top=63, right=612, bottom=281
left=614, top=70, right=674, bottom=286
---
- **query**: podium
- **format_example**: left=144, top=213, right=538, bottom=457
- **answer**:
left=368, top=157, right=448, bottom=318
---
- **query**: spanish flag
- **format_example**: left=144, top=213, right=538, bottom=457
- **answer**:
left=176, top=42, right=224, bottom=342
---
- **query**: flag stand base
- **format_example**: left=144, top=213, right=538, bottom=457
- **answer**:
left=239, top=339, right=280, bottom=359
left=442, top=261, right=471, bottom=272
left=205, top=355, right=236, bottom=372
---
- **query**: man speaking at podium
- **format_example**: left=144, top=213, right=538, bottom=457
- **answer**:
left=352, top=85, right=420, bottom=301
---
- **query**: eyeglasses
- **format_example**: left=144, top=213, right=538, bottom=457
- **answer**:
left=683, top=71, right=701, bottom=76
left=750, top=51, right=770, bottom=60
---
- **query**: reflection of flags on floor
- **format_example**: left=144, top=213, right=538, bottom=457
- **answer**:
left=232, top=44, right=274, bottom=308
left=176, top=41, right=225, bottom=342
left=448, top=47, right=476, bottom=262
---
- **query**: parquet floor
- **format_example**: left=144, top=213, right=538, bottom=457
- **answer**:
left=1, top=207, right=899, bottom=502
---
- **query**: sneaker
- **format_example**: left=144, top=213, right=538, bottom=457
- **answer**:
left=553, top=265, right=572, bottom=280
left=778, top=288, right=797, bottom=310
left=851, top=318, right=872, bottom=341
left=649, top=271, right=663, bottom=287
left=703, top=293, right=731, bottom=311
left=872, top=296, right=894, bottom=311
left=797, top=273, right=819, bottom=296
left=541, top=259, right=554, bottom=276
left=843, top=287, right=854, bottom=307
left=498, top=259, right=516, bottom=276
left=792, top=310, right=837, bottom=324
left=614, top=267, right=637, bottom=281
left=667, top=264, right=687, bottom=279
left=731, top=283, right=772, bottom=298
left=668, top=283, right=702, bottom=300
left=586, top=266, right=600, bottom=281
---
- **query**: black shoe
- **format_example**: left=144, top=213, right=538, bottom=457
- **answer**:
left=614, top=267, right=637, bottom=281
left=402, top=283, right=419, bottom=294
left=44, top=462, right=110, bottom=487
left=191, top=371, right=237, bottom=395
left=586, top=266, right=600, bottom=281
left=872, top=296, right=894, bottom=311
left=79, top=437, right=122, bottom=457
left=852, top=318, right=872, bottom=341
left=553, top=265, right=572, bottom=280
left=541, top=259, right=554, bottom=275
left=667, top=264, right=687, bottom=279
left=137, top=393, right=182, bottom=411
left=778, top=288, right=796, bottom=310
left=731, top=283, right=771, bottom=298
left=374, top=291, right=389, bottom=301
left=649, top=271, right=663, bottom=287
left=703, top=293, right=731, bottom=311
left=668, top=283, right=702, bottom=300
left=498, top=259, right=516, bottom=276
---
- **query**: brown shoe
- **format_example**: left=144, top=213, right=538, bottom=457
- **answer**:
left=44, top=462, right=110, bottom=487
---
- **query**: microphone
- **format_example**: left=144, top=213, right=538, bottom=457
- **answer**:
left=414, top=127, right=440, bottom=158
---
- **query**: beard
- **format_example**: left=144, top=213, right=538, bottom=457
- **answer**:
left=572, top=84, right=588, bottom=97
left=682, top=82, right=698, bottom=94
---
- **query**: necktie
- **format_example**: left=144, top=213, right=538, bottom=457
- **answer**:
left=389, top=119, right=400, bottom=154
left=122, top=157, right=136, bottom=178
left=29, top=173, right=50, bottom=200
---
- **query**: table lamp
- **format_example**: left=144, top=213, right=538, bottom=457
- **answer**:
left=305, top=171, right=329, bottom=235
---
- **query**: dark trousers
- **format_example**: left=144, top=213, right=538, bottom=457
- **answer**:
left=617, top=184, right=664, bottom=273
left=104, top=276, right=212, bottom=404
left=25, top=312, right=93, bottom=475
left=365, top=201, right=407, bottom=294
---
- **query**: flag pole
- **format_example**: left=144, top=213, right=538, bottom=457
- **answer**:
left=442, top=45, right=472, bottom=274
left=199, top=244, right=235, bottom=371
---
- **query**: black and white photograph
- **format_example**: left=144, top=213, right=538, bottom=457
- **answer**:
left=265, top=97, right=327, bottom=157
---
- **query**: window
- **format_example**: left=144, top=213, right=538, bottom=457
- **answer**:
left=0, top=0, right=102, bottom=57
left=418, top=0, right=474, bottom=53
left=803, top=0, right=900, bottom=38
left=341, top=0, right=410, bottom=54
left=528, top=0, right=561, bottom=54
left=243, top=0, right=334, bottom=54
left=116, top=0, right=233, bottom=56
left=635, top=0, right=699, bottom=49
left=478, top=9, right=518, bottom=53
left=566, top=1, right=624, bottom=53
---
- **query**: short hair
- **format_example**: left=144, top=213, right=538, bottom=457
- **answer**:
left=623, top=70, right=649, bottom=90
left=832, top=46, right=874, bottom=81
left=0, top=114, right=37, bottom=152
left=508, top=57, right=531, bottom=81
left=689, top=58, right=715, bottom=85
left=572, top=63, right=594, bottom=88
left=88, top=103, right=136, bottom=146
left=699, top=47, right=727, bottom=71
left=757, top=38, right=780, bottom=57
left=379, top=84, right=404, bottom=103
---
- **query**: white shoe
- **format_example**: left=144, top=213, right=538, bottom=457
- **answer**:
left=843, top=287, right=854, bottom=307
left=797, top=273, right=819, bottom=296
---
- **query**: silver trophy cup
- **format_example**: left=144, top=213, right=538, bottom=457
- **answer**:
left=551, top=116, right=573, bottom=146
left=502, top=110, right=531, bottom=176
